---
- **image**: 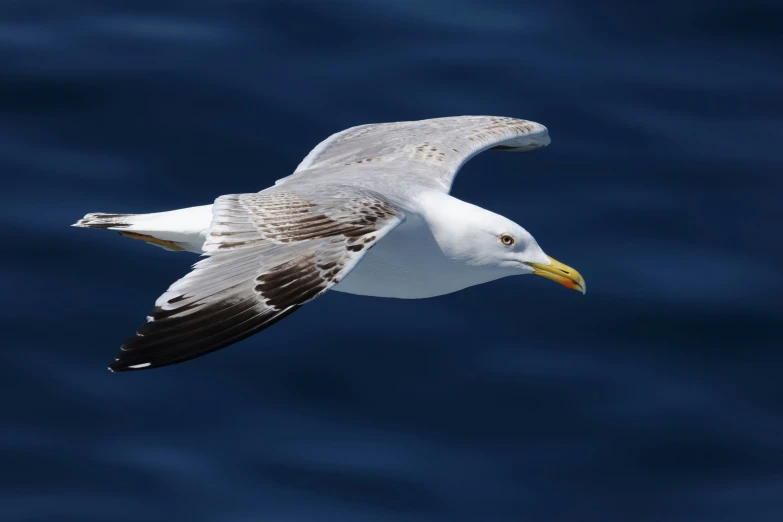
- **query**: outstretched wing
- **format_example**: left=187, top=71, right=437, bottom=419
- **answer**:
left=277, top=116, right=551, bottom=192
left=110, top=187, right=404, bottom=372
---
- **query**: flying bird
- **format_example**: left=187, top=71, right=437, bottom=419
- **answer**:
left=74, top=116, right=585, bottom=372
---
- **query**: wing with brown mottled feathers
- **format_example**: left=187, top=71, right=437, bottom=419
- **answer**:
left=278, top=115, right=551, bottom=192
left=109, top=187, right=404, bottom=372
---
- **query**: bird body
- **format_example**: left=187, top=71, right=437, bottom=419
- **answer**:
left=74, top=116, right=585, bottom=371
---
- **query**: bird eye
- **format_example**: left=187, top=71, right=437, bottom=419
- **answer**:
left=500, top=234, right=515, bottom=246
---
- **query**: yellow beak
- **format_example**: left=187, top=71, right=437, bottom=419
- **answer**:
left=525, top=256, right=586, bottom=294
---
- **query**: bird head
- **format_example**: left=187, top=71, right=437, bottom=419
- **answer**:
left=426, top=197, right=586, bottom=294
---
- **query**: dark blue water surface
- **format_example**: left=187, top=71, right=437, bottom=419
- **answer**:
left=2, top=1, right=782, bottom=521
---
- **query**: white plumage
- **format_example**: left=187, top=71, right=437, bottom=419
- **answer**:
left=74, top=116, right=584, bottom=371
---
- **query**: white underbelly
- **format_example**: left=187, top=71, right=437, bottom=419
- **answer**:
left=332, top=215, right=509, bottom=299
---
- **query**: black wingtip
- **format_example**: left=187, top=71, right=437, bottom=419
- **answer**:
left=107, top=303, right=303, bottom=373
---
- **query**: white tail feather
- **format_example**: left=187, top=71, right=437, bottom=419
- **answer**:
left=73, top=205, right=213, bottom=253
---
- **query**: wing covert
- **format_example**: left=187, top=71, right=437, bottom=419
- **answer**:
left=278, top=116, right=550, bottom=192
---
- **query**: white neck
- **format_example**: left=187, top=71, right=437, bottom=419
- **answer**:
left=415, top=191, right=508, bottom=267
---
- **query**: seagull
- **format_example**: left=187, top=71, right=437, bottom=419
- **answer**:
left=74, top=116, right=585, bottom=372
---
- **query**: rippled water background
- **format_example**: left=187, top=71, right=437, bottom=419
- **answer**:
left=2, top=1, right=782, bottom=521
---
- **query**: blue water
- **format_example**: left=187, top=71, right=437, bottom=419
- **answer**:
left=2, top=1, right=782, bottom=521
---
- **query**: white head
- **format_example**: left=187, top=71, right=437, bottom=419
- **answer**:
left=423, top=195, right=585, bottom=293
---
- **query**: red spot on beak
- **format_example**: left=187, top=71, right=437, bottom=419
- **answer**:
left=561, top=279, right=575, bottom=289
